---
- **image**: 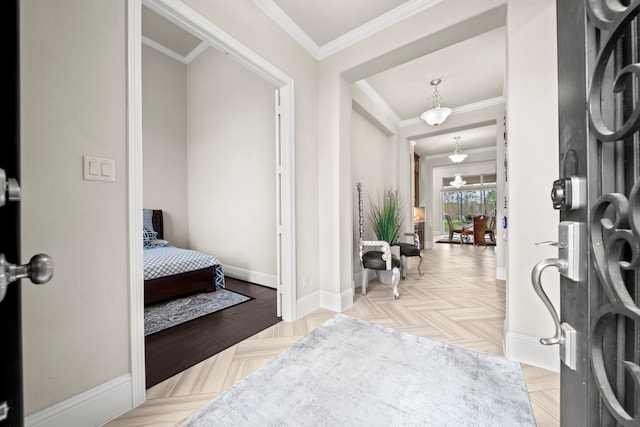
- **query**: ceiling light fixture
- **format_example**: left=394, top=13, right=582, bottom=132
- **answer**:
left=450, top=174, right=466, bottom=188
left=420, top=78, right=452, bottom=126
left=448, top=136, right=467, bottom=163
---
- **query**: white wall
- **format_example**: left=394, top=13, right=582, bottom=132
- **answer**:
left=350, top=107, right=396, bottom=275
left=20, top=0, right=130, bottom=416
left=185, top=0, right=320, bottom=301
left=142, top=45, right=189, bottom=247
left=504, top=0, right=560, bottom=371
left=187, top=47, right=277, bottom=277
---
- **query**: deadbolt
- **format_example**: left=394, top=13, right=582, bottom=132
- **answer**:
left=551, top=176, right=585, bottom=210
left=0, top=167, right=20, bottom=208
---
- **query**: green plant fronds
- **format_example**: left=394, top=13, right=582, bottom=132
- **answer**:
left=368, top=189, right=404, bottom=244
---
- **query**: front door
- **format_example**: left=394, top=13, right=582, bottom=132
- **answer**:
left=1, top=1, right=23, bottom=425
left=555, top=0, right=640, bottom=425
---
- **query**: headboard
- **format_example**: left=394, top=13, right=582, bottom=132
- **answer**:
left=152, top=209, right=164, bottom=240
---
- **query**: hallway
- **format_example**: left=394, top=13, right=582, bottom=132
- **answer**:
left=107, top=242, right=559, bottom=426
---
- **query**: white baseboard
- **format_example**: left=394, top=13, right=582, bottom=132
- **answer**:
left=25, top=374, right=133, bottom=427
left=296, top=290, right=319, bottom=318
left=319, top=288, right=354, bottom=312
left=505, top=331, right=560, bottom=372
left=496, top=267, right=506, bottom=280
left=223, top=265, right=276, bottom=289
left=423, top=241, right=434, bottom=249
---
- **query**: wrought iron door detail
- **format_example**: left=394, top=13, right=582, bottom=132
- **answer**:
left=587, top=1, right=640, bottom=425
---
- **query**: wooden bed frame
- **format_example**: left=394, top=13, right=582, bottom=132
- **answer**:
left=144, top=210, right=217, bottom=305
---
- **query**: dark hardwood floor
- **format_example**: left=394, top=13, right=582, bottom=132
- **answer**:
left=145, top=277, right=280, bottom=388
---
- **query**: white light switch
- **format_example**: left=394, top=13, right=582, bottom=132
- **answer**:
left=83, top=155, right=115, bottom=182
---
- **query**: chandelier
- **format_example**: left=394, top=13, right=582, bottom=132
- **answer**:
left=448, top=136, right=467, bottom=163
left=420, top=78, right=452, bottom=126
left=450, top=174, right=466, bottom=188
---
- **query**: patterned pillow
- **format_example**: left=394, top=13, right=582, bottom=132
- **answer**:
left=143, top=227, right=158, bottom=248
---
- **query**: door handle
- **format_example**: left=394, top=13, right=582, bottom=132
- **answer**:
left=529, top=221, right=584, bottom=370
left=0, top=253, right=53, bottom=303
left=531, top=258, right=566, bottom=345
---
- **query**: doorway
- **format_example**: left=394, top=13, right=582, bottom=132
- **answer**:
left=128, top=0, right=296, bottom=404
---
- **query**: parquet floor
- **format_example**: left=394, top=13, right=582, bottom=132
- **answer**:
left=106, top=241, right=560, bottom=427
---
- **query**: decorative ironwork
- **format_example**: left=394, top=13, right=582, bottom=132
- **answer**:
left=587, top=1, right=640, bottom=142
left=587, top=1, right=640, bottom=424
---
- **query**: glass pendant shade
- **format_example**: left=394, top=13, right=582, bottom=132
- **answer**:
left=420, top=78, right=451, bottom=126
left=420, top=107, right=452, bottom=126
left=450, top=174, right=466, bottom=188
left=448, top=136, right=467, bottom=163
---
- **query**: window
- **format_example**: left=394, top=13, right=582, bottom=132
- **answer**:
left=442, top=185, right=496, bottom=232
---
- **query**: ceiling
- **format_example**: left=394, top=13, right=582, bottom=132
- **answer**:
left=141, top=1, right=505, bottom=158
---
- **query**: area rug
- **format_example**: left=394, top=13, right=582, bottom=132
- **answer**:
left=177, top=314, right=535, bottom=426
left=144, top=289, right=252, bottom=336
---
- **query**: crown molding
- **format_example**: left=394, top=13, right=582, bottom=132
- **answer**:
left=401, top=96, right=505, bottom=127
left=185, top=41, right=209, bottom=63
left=142, top=35, right=187, bottom=63
left=252, top=0, right=321, bottom=59
left=422, top=145, right=496, bottom=160
left=254, top=0, right=442, bottom=60
left=355, top=80, right=402, bottom=126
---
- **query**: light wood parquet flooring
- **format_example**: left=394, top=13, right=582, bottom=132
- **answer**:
left=106, top=241, right=560, bottom=427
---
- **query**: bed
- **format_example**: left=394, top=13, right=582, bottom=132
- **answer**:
left=143, top=209, right=225, bottom=305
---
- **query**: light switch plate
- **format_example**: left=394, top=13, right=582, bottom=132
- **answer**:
left=83, top=155, right=115, bottom=182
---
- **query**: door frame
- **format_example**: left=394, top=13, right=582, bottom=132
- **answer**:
left=127, top=0, right=297, bottom=404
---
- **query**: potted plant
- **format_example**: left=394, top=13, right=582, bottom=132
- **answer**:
left=368, top=189, right=404, bottom=256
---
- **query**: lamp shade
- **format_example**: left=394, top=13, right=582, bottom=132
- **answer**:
left=450, top=174, right=466, bottom=188
left=448, top=152, right=467, bottom=163
left=420, top=106, right=452, bottom=126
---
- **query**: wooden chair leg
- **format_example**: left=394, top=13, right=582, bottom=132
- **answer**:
left=401, top=255, right=407, bottom=279
left=417, top=255, right=423, bottom=277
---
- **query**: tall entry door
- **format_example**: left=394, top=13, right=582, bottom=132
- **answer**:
left=0, top=2, right=24, bottom=425
left=543, top=0, right=640, bottom=425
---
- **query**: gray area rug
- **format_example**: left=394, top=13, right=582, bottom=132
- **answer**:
left=144, top=289, right=251, bottom=336
left=177, top=314, right=535, bottom=426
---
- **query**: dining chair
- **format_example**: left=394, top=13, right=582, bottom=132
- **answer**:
left=472, top=215, right=489, bottom=246
left=485, top=216, right=497, bottom=244
left=445, top=214, right=472, bottom=243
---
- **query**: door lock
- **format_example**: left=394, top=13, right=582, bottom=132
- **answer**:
left=0, top=253, right=53, bottom=303
left=0, top=167, right=20, bottom=208
left=551, top=177, right=585, bottom=210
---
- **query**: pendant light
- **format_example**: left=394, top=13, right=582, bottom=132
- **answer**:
left=450, top=174, right=466, bottom=188
left=420, top=78, right=452, bottom=126
left=448, top=136, right=467, bottom=163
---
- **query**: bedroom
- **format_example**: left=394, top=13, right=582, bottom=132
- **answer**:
left=141, top=5, right=281, bottom=386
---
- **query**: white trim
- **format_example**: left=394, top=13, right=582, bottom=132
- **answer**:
left=505, top=331, right=560, bottom=372
left=423, top=241, right=435, bottom=249
left=184, top=41, right=209, bottom=64
left=355, top=80, right=401, bottom=126
left=127, top=0, right=146, bottom=408
left=296, top=290, right=320, bottom=318
left=401, top=96, right=506, bottom=128
left=319, top=288, right=354, bottom=312
left=141, top=35, right=187, bottom=63
left=127, top=0, right=298, bottom=418
left=252, top=0, right=320, bottom=58
left=496, top=267, right=506, bottom=280
left=452, top=96, right=505, bottom=115
left=223, top=265, right=277, bottom=289
left=253, top=0, right=442, bottom=60
left=422, top=146, right=496, bottom=161
left=25, top=375, right=133, bottom=427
